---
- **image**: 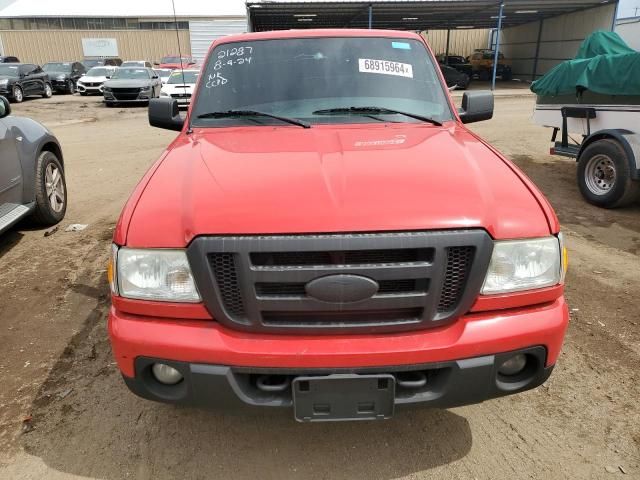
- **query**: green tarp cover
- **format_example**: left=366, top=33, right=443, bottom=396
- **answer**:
left=531, top=31, right=640, bottom=97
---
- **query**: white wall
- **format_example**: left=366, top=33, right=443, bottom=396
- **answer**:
left=616, top=18, right=640, bottom=50
left=501, top=3, right=617, bottom=80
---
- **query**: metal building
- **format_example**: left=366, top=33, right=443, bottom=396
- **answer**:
left=0, top=0, right=248, bottom=64
left=0, top=0, right=621, bottom=84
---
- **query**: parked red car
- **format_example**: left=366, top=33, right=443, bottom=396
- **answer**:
left=156, top=55, right=197, bottom=70
left=108, top=29, right=569, bottom=422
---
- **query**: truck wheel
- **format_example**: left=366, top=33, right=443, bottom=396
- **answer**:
left=577, top=139, right=640, bottom=208
left=67, top=80, right=75, bottom=94
left=32, top=151, right=67, bottom=226
left=502, top=69, right=512, bottom=81
left=12, top=85, right=23, bottom=103
left=479, top=70, right=490, bottom=81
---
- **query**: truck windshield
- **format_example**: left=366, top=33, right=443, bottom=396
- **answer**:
left=191, top=36, right=453, bottom=127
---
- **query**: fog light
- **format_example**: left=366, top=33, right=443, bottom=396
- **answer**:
left=152, top=363, right=183, bottom=385
left=498, top=354, right=527, bottom=376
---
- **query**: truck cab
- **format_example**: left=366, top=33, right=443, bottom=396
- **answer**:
left=108, top=29, right=568, bottom=422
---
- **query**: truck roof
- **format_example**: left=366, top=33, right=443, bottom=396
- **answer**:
left=214, top=28, right=424, bottom=46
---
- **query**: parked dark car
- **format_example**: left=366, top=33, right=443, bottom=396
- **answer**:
left=0, top=96, right=66, bottom=234
left=102, top=67, right=162, bottom=106
left=0, top=64, right=52, bottom=103
left=0, top=56, right=19, bottom=63
left=436, top=54, right=473, bottom=76
left=42, top=61, right=86, bottom=94
left=440, top=64, right=470, bottom=90
left=83, top=58, right=123, bottom=68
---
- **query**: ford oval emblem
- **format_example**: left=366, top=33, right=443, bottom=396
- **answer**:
left=305, top=275, right=379, bottom=303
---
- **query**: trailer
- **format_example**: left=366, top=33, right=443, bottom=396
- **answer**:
left=531, top=31, right=640, bottom=208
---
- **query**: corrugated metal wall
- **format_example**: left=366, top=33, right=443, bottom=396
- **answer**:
left=189, top=19, right=248, bottom=63
left=616, top=18, right=640, bottom=50
left=0, top=29, right=191, bottom=64
left=423, top=29, right=490, bottom=57
left=501, top=3, right=617, bottom=80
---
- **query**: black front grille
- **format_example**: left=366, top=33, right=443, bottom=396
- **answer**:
left=262, top=308, right=424, bottom=327
left=170, top=93, right=192, bottom=98
left=208, top=253, right=245, bottom=317
left=251, top=248, right=431, bottom=266
left=112, top=88, right=140, bottom=100
left=255, top=279, right=426, bottom=297
left=437, top=247, right=476, bottom=313
left=189, top=231, right=493, bottom=334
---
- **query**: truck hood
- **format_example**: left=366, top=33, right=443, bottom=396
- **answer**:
left=125, top=123, right=552, bottom=247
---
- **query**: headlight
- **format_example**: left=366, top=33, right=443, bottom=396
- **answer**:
left=140, top=85, right=151, bottom=91
left=0, top=79, right=8, bottom=86
left=481, top=236, right=563, bottom=294
left=56, top=74, right=66, bottom=80
left=103, top=87, right=112, bottom=92
left=113, top=247, right=201, bottom=302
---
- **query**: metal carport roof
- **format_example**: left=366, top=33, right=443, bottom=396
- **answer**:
left=247, top=0, right=618, bottom=31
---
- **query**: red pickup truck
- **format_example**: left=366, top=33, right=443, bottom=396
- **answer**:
left=108, top=29, right=569, bottom=422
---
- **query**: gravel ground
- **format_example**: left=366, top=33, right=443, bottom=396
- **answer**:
left=0, top=92, right=638, bottom=479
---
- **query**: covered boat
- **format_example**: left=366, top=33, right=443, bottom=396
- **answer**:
left=532, top=31, right=640, bottom=133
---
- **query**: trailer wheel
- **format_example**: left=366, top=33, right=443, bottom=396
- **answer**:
left=577, top=139, right=640, bottom=208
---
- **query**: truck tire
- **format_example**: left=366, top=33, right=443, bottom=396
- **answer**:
left=32, top=151, right=67, bottom=226
left=479, top=70, right=490, bottom=81
left=502, top=69, right=512, bottom=81
left=577, top=139, right=640, bottom=208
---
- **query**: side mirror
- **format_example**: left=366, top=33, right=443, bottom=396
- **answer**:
left=0, top=96, right=10, bottom=118
left=105, top=76, right=111, bottom=79
left=152, top=74, right=159, bottom=79
left=153, top=62, right=160, bottom=66
left=149, top=97, right=184, bottom=131
left=458, top=91, right=493, bottom=124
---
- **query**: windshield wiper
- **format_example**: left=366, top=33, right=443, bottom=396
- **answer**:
left=196, top=110, right=311, bottom=128
left=312, top=107, right=442, bottom=126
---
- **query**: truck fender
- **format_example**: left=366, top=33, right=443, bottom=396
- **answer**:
left=577, top=129, right=640, bottom=180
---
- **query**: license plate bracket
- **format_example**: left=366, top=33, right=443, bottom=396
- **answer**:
left=293, top=374, right=395, bottom=422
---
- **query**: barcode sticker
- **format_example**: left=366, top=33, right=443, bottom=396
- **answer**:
left=358, top=58, right=413, bottom=78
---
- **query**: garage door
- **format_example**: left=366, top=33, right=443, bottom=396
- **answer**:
left=189, top=19, right=248, bottom=63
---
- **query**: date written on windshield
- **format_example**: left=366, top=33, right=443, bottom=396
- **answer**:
left=214, top=45, right=253, bottom=70
left=358, top=58, right=413, bottom=78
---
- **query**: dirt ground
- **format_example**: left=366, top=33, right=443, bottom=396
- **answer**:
left=0, top=91, right=638, bottom=480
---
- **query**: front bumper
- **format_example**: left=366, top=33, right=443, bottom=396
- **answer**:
left=124, top=347, right=553, bottom=413
left=103, top=92, right=152, bottom=103
left=77, top=83, right=103, bottom=94
left=51, top=79, right=69, bottom=90
left=110, top=297, right=568, bottom=411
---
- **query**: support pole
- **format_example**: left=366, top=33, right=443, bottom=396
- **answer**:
left=611, top=0, right=619, bottom=31
left=445, top=28, right=451, bottom=65
left=368, top=4, right=373, bottom=29
left=531, top=19, right=543, bottom=82
left=491, top=2, right=504, bottom=91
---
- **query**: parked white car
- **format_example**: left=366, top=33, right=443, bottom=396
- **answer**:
left=76, top=66, right=118, bottom=95
left=160, top=69, right=199, bottom=108
left=154, top=68, right=173, bottom=85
